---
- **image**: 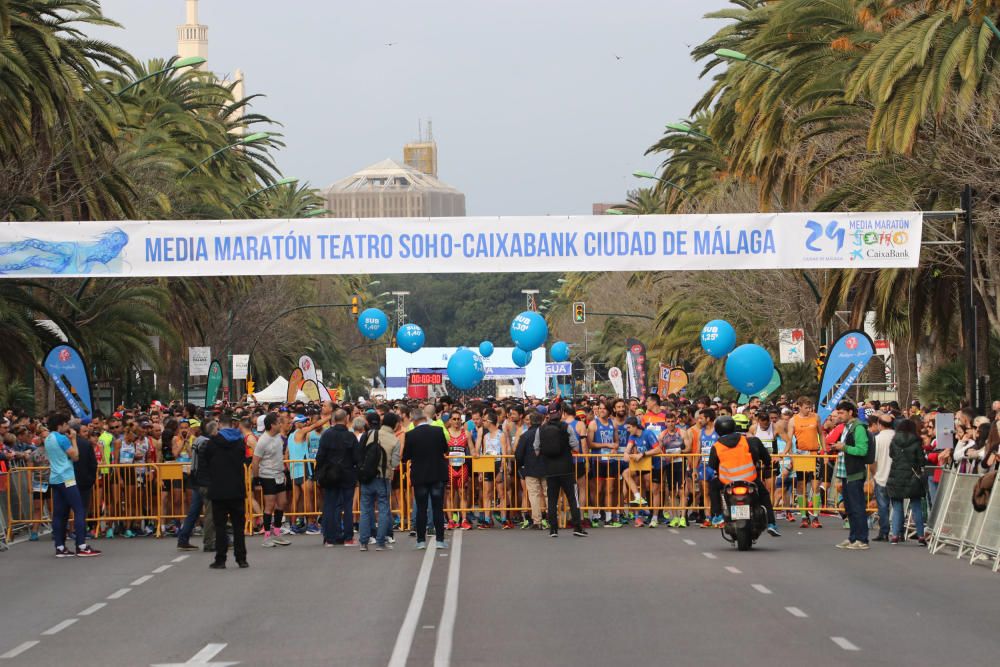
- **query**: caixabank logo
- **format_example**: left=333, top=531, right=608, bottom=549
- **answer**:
left=804, top=217, right=911, bottom=262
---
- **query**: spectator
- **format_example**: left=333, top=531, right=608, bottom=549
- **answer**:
left=358, top=411, right=400, bottom=551
left=830, top=402, right=870, bottom=550
left=69, top=418, right=98, bottom=540
left=401, top=407, right=449, bottom=549
left=514, top=411, right=547, bottom=529
left=316, top=409, right=361, bottom=547
left=204, top=412, right=248, bottom=569
left=45, top=413, right=100, bottom=557
left=871, top=415, right=895, bottom=542
left=176, top=420, right=216, bottom=552
left=539, top=406, right=587, bottom=538
left=886, top=418, right=927, bottom=545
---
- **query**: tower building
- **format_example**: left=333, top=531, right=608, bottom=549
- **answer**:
left=177, top=0, right=208, bottom=65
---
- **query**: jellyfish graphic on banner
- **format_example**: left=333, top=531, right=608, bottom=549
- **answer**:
left=625, top=338, right=648, bottom=399
left=817, top=330, right=876, bottom=423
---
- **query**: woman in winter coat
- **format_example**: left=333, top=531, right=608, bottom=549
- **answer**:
left=887, top=419, right=927, bottom=544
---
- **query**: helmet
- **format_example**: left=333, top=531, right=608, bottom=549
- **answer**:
left=732, top=413, right=751, bottom=432
left=714, top=416, right=736, bottom=436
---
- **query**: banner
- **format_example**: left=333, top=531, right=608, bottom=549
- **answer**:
left=738, top=368, right=783, bottom=403
left=232, top=354, right=249, bottom=380
left=205, top=360, right=223, bottom=408
left=188, top=347, right=211, bottom=376
left=546, top=362, right=572, bottom=376
left=299, top=355, right=331, bottom=401
left=287, top=368, right=304, bottom=403
left=43, top=345, right=92, bottom=418
left=817, top=330, right=876, bottom=423
left=608, top=367, right=624, bottom=398
left=625, top=338, right=648, bottom=399
left=656, top=364, right=670, bottom=397
left=666, top=368, right=689, bottom=396
left=0, top=212, right=923, bottom=278
left=778, top=328, right=805, bottom=364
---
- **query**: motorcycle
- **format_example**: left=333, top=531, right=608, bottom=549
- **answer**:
left=720, top=480, right=767, bottom=551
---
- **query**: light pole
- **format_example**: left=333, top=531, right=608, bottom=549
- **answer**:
left=231, top=177, right=298, bottom=214
left=117, top=56, right=206, bottom=95
left=633, top=170, right=698, bottom=204
left=522, top=289, right=540, bottom=311
left=714, top=48, right=781, bottom=73
left=666, top=122, right=711, bottom=140
left=182, top=132, right=271, bottom=179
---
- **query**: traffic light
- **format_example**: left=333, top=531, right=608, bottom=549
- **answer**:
left=246, top=379, right=255, bottom=395
left=815, top=345, right=827, bottom=382
left=573, top=301, right=586, bottom=324
left=351, top=295, right=360, bottom=318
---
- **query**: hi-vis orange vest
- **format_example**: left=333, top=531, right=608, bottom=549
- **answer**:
left=716, top=436, right=757, bottom=484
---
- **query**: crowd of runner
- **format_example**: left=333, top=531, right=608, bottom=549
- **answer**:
left=2, top=392, right=999, bottom=557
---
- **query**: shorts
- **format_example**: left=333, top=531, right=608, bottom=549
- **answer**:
left=32, top=488, right=50, bottom=499
left=661, top=460, right=686, bottom=488
left=259, top=477, right=287, bottom=495
left=481, top=461, right=503, bottom=483
left=596, top=459, right=623, bottom=479
left=161, top=479, right=183, bottom=492
left=574, top=460, right=592, bottom=479
left=448, top=465, right=469, bottom=487
left=293, top=476, right=305, bottom=488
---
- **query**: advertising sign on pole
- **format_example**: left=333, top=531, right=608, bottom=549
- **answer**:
left=778, top=328, right=805, bottom=364
left=188, top=347, right=211, bottom=376
left=232, top=354, right=249, bottom=380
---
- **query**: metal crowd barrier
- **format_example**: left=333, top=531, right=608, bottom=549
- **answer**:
left=4, top=452, right=880, bottom=541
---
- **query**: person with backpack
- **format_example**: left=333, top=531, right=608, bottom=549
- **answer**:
left=358, top=412, right=400, bottom=551
left=316, top=409, right=361, bottom=547
left=538, top=404, right=587, bottom=538
left=830, top=401, right=872, bottom=550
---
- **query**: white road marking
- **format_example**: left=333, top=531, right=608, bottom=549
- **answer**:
left=831, top=637, right=860, bottom=651
left=422, top=625, right=436, bottom=630
left=107, top=587, right=132, bottom=599
left=751, top=584, right=773, bottom=595
left=702, top=552, right=717, bottom=559
left=172, top=555, right=190, bottom=563
left=131, top=574, right=154, bottom=586
left=683, top=539, right=696, bottom=546
left=725, top=566, right=742, bottom=574
left=0, top=641, right=39, bottom=659
left=439, top=553, right=449, bottom=557
left=78, top=602, right=106, bottom=616
left=42, top=619, right=78, bottom=635
left=434, top=529, right=463, bottom=667
left=668, top=528, right=679, bottom=534
left=387, top=540, right=437, bottom=667
left=785, top=607, right=808, bottom=618
left=152, top=564, right=173, bottom=573
left=150, top=642, right=239, bottom=666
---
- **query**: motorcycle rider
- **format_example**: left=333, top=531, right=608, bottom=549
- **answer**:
left=707, top=415, right=781, bottom=537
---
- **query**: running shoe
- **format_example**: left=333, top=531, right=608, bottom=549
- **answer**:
left=177, top=543, right=199, bottom=551
left=649, top=516, right=659, bottom=528
left=668, top=517, right=680, bottom=528
left=766, top=524, right=782, bottom=537
left=800, top=518, right=811, bottom=528
left=306, top=523, right=321, bottom=535
left=460, top=520, right=472, bottom=530
left=54, top=546, right=76, bottom=558
left=519, top=520, right=531, bottom=530
left=477, top=519, right=490, bottom=530
left=573, top=528, right=589, bottom=537
left=409, top=530, right=417, bottom=537
left=375, top=544, right=393, bottom=551
left=787, top=513, right=797, bottom=523
left=76, top=545, right=102, bottom=557
left=502, top=520, right=513, bottom=530
left=917, top=536, right=928, bottom=546
left=631, top=496, right=648, bottom=506
left=846, top=541, right=870, bottom=550
left=591, top=518, right=603, bottom=529
left=606, top=520, right=624, bottom=528
left=811, top=518, right=822, bottom=529
left=359, top=544, right=369, bottom=552
left=270, top=528, right=291, bottom=546
left=676, top=517, right=688, bottom=528
left=415, top=542, right=427, bottom=550
left=280, top=524, right=295, bottom=535
left=835, top=539, right=852, bottom=549
left=123, top=529, right=136, bottom=538
left=435, top=540, right=449, bottom=549
left=387, top=536, right=396, bottom=544
left=701, top=519, right=712, bottom=528
left=710, top=515, right=725, bottom=527
left=105, top=528, right=114, bottom=540
left=262, top=537, right=277, bottom=548
left=29, top=532, right=38, bottom=542
left=446, top=520, right=458, bottom=530
left=541, top=519, right=551, bottom=530
left=889, top=536, right=901, bottom=544
left=549, top=531, right=558, bottom=538
left=343, top=539, right=357, bottom=546
left=209, top=562, right=226, bottom=569
left=633, top=517, right=644, bottom=528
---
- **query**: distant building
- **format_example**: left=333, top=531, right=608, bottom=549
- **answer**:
left=177, top=0, right=208, bottom=65
left=592, top=203, right=619, bottom=215
left=403, top=121, right=438, bottom=177
left=322, top=158, right=466, bottom=218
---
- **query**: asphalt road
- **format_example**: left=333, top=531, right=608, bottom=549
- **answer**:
left=0, top=521, right=996, bottom=666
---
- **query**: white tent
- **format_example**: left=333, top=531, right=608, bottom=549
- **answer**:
left=250, top=376, right=308, bottom=404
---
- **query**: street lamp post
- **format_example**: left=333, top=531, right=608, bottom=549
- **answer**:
left=231, top=177, right=298, bottom=214
left=714, top=48, right=781, bottom=73
left=666, top=122, right=711, bottom=140
left=633, top=170, right=698, bottom=204
left=181, top=132, right=271, bottom=180
left=117, top=56, right=207, bottom=95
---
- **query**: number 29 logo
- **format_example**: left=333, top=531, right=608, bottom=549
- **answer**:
left=805, top=220, right=845, bottom=252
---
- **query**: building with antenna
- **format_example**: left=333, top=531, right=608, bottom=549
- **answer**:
left=322, top=158, right=465, bottom=218
left=403, top=121, right=438, bottom=177
left=177, top=0, right=208, bottom=65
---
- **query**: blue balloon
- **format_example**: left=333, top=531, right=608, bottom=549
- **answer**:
left=510, top=311, right=548, bottom=351
left=396, top=323, right=425, bottom=353
left=479, top=341, right=494, bottom=358
left=725, top=344, right=775, bottom=395
left=700, top=320, right=737, bottom=359
left=358, top=308, right=389, bottom=340
left=512, top=347, right=533, bottom=368
left=446, top=348, right=486, bottom=390
left=550, top=341, right=570, bottom=362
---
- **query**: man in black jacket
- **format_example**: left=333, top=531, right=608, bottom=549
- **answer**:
left=539, top=408, right=587, bottom=538
left=514, top=411, right=547, bottom=529
left=176, top=419, right=215, bottom=552
left=316, top=409, right=361, bottom=546
left=70, top=418, right=98, bottom=538
left=401, top=408, right=449, bottom=548
left=204, top=412, right=248, bottom=569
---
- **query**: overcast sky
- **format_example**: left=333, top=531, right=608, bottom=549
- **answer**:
left=91, top=0, right=730, bottom=215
